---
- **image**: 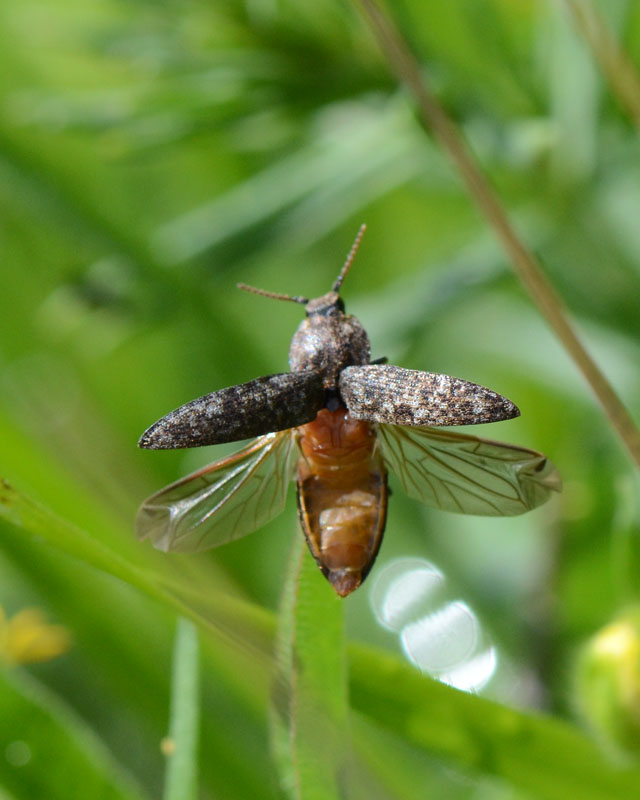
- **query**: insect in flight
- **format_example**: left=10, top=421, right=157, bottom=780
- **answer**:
left=136, top=225, right=561, bottom=596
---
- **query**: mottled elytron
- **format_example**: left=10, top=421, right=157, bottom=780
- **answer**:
left=136, top=226, right=561, bottom=596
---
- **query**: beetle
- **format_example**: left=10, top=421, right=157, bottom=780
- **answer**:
left=136, top=225, right=561, bottom=596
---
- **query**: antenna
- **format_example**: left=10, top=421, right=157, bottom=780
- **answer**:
left=333, top=223, right=366, bottom=292
left=237, top=283, right=309, bottom=306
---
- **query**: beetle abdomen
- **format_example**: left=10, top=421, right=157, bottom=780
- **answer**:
left=296, top=408, right=387, bottom=596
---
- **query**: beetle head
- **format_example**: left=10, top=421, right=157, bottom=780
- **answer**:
left=304, top=291, right=345, bottom=318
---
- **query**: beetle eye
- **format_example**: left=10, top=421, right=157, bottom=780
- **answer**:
left=336, top=298, right=345, bottom=313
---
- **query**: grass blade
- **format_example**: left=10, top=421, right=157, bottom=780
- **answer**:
left=6, top=475, right=640, bottom=797
left=564, top=0, right=640, bottom=131
left=0, top=667, right=148, bottom=800
left=271, top=535, right=350, bottom=800
left=349, top=642, right=640, bottom=800
left=0, top=478, right=274, bottom=655
left=163, top=618, right=200, bottom=800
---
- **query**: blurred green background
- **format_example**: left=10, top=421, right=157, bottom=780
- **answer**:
left=1, top=0, right=640, bottom=798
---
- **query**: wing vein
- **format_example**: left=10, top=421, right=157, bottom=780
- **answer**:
left=378, top=424, right=559, bottom=517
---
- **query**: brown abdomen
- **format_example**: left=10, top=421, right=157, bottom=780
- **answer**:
left=296, top=407, right=387, bottom=597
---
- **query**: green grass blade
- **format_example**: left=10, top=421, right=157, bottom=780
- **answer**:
left=271, top=535, right=350, bottom=800
left=0, top=479, right=274, bottom=653
left=6, top=477, right=640, bottom=798
left=0, top=479, right=162, bottom=600
left=0, top=667, right=148, bottom=800
left=163, top=618, right=200, bottom=800
left=348, top=642, right=640, bottom=800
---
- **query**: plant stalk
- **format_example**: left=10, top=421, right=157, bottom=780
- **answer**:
left=354, top=0, right=640, bottom=468
left=564, top=0, right=640, bottom=132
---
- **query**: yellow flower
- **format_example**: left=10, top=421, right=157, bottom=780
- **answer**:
left=0, top=605, right=71, bottom=665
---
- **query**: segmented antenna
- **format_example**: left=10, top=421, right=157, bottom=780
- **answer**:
left=237, top=283, right=309, bottom=305
left=333, top=223, right=366, bottom=292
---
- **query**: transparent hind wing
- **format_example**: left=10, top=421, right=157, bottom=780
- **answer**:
left=378, top=424, right=561, bottom=516
left=136, top=431, right=298, bottom=552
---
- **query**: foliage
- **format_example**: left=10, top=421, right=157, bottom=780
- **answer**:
left=1, top=0, right=640, bottom=797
